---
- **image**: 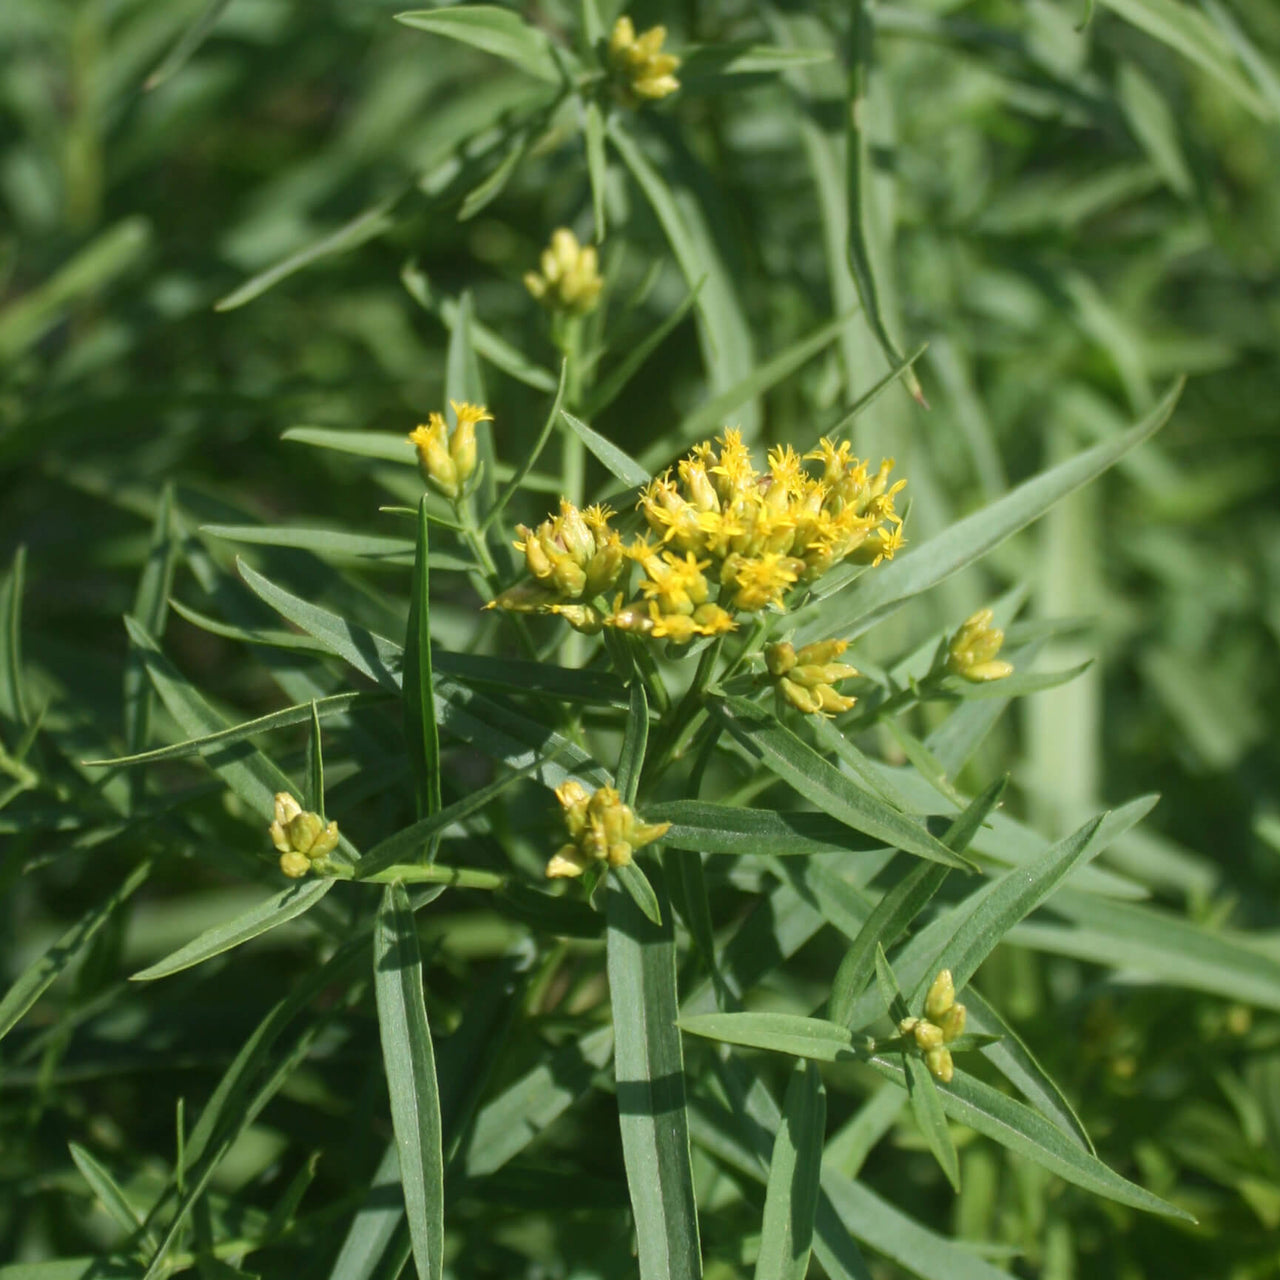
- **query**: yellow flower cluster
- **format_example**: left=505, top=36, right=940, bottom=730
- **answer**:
left=946, top=608, right=1013, bottom=682
left=608, top=16, right=680, bottom=101
left=489, top=430, right=905, bottom=645
left=271, top=793, right=339, bottom=878
left=524, top=228, right=603, bottom=316
left=766, top=639, right=859, bottom=717
left=899, top=969, right=967, bottom=1083
left=408, top=401, right=490, bottom=500
left=546, top=780, right=671, bottom=879
left=489, top=500, right=626, bottom=633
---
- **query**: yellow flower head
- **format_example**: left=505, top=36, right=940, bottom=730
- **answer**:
left=524, top=228, right=603, bottom=315
left=722, top=551, right=803, bottom=612
left=545, top=781, right=670, bottom=879
left=409, top=402, right=491, bottom=499
left=608, top=15, right=681, bottom=101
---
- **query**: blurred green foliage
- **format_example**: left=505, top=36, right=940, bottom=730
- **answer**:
left=2, top=1, right=1280, bottom=1277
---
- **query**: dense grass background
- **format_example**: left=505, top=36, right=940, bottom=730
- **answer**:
left=2, top=1, right=1280, bottom=1277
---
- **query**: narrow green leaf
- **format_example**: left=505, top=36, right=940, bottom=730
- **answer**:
left=844, top=1, right=924, bottom=406
left=644, top=801, right=880, bottom=857
left=582, top=278, right=705, bottom=420
left=695, top=1060, right=1007, bottom=1280
left=327, top=1143, right=409, bottom=1280
left=963, top=985, right=1094, bottom=1154
left=709, top=695, right=972, bottom=870
left=122, top=616, right=301, bottom=819
left=405, top=500, right=441, bottom=827
left=457, top=126, right=531, bottom=220
left=1098, top=0, right=1269, bottom=118
left=124, top=484, right=176, bottom=760
left=144, top=0, right=234, bottom=89
left=281, top=427, right=417, bottom=465
left=68, top=1144, right=147, bottom=1236
left=637, top=310, right=856, bottom=472
left=617, top=679, right=649, bottom=806
left=679, top=42, right=833, bottom=81
left=793, top=381, right=1184, bottom=644
left=614, top=859, right=663, bottom=927
left=903, top=1055, right=960, bottom=1192
left=85, top=691, right=379, bottom=769
left=215, top=198, right=399, bottom=311
left=401, top=263, right=558, bottom=392
left=679, top=1011, right=869, bottom=1063
left=813, top=343, right=929, bottom=440
left=373, top=884, right=444, bottom=1280
left=305, top=700, right=325, bottom=818
left=464, top=1026, right=614, bottom=1177
left=827, top=779, right=1006, bottom=1027
left=560, top=410, right=650, bottom=488
left=0, top=546, right=29, bottom=726
left=865, top=1055, right=1193, bottom=1220
left=606, top=118, right=755, bottom=430
left=913, top=811, right=1112, bottom=1004
left=357, top=758, right=538, bottom=879
left=1013, top=889, right=1280, bottom=1012
left=584, top=100, right=607, bottom=240
left=754, top=1061, right=825, bottom=1280
left=201, top=524, right=472, bottom=570
left=607, top=869, right=702, bottom=1280
left=0, top=860, right=150, bottom=1040
left=130, top=879, right=334, bottom=982
left=0, top=219, right=150, bottom=362
left=236, top=559, right=402, bottom=693
left=395, top=7, right=563, bottom=83
left=482, top=360, right=568, bottom=534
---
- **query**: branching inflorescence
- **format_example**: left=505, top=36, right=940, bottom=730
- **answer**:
left=489, top=428, right=906, bottom=645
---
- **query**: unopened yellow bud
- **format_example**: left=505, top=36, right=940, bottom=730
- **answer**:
left=925, top=1047, right=954, bottom=1083
left=608, top=15, right=680, bottom=102
left=525, top=228, right=603, bottom=315
left=947, top=609, right=1014, bottom=682
left=913, top=1020, right=945, bottom=1052
left=925, top=969, right=955, bottom=1021
left=280, top=851, right=311, bottom=879
left=270, top=793, right=339, bottom=873
left=765, top=642, right=797, bottom=678
left=547, top=780, right=669, bottom=879
left=939, top=1002, right=966, bottom=1044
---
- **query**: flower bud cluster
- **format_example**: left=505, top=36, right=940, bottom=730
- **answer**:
left=524, top=229, right=603, bottom=316
left=545, top=780, right=671, bottom=879
left=408, top=401, right=489, bottom=500
left=270, top=793, right=339, bottom=878
left=765, top=639, right=860, bottom=717
left=489, top=501, right=625, bottom=633
left=946, top=608, right=1013, bottom=682
left=489, top=431, right=905, bottom=646
left=608, top=16, right=680, bottom=101
left=899, top=969, right=966, bottom=1083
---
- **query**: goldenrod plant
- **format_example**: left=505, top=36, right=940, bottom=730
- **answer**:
left=5, top=3, right=1280, bottom=1279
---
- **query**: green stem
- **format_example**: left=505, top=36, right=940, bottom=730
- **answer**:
left=640, top=635, right=724, bottom=794
left=338, top=863, right=507, bottom=890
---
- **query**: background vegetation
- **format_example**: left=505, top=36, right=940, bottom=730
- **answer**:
left=2, top=0, right=1280, bottom=1277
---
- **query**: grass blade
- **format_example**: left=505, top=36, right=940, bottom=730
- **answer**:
left=709, top=695, right=972, bottom=870
left=373, top=884, right=444, bottom=1280
left=827, top=778, right=1006, bottom=1026
left=607, top=868, right=702, bottom=1280
left=0, top=860, right=151, bottom=1039
left=394, top=7, right=563, bottom=83
left=404, top=500, right=441, bottom=827
left=560, top=410, right=650, bottom=488
left=0, top=546, right=29, bottom=727
left=130, top=879, right=334, bottom=981
left=754, top=1061, right=825, bottom=1280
